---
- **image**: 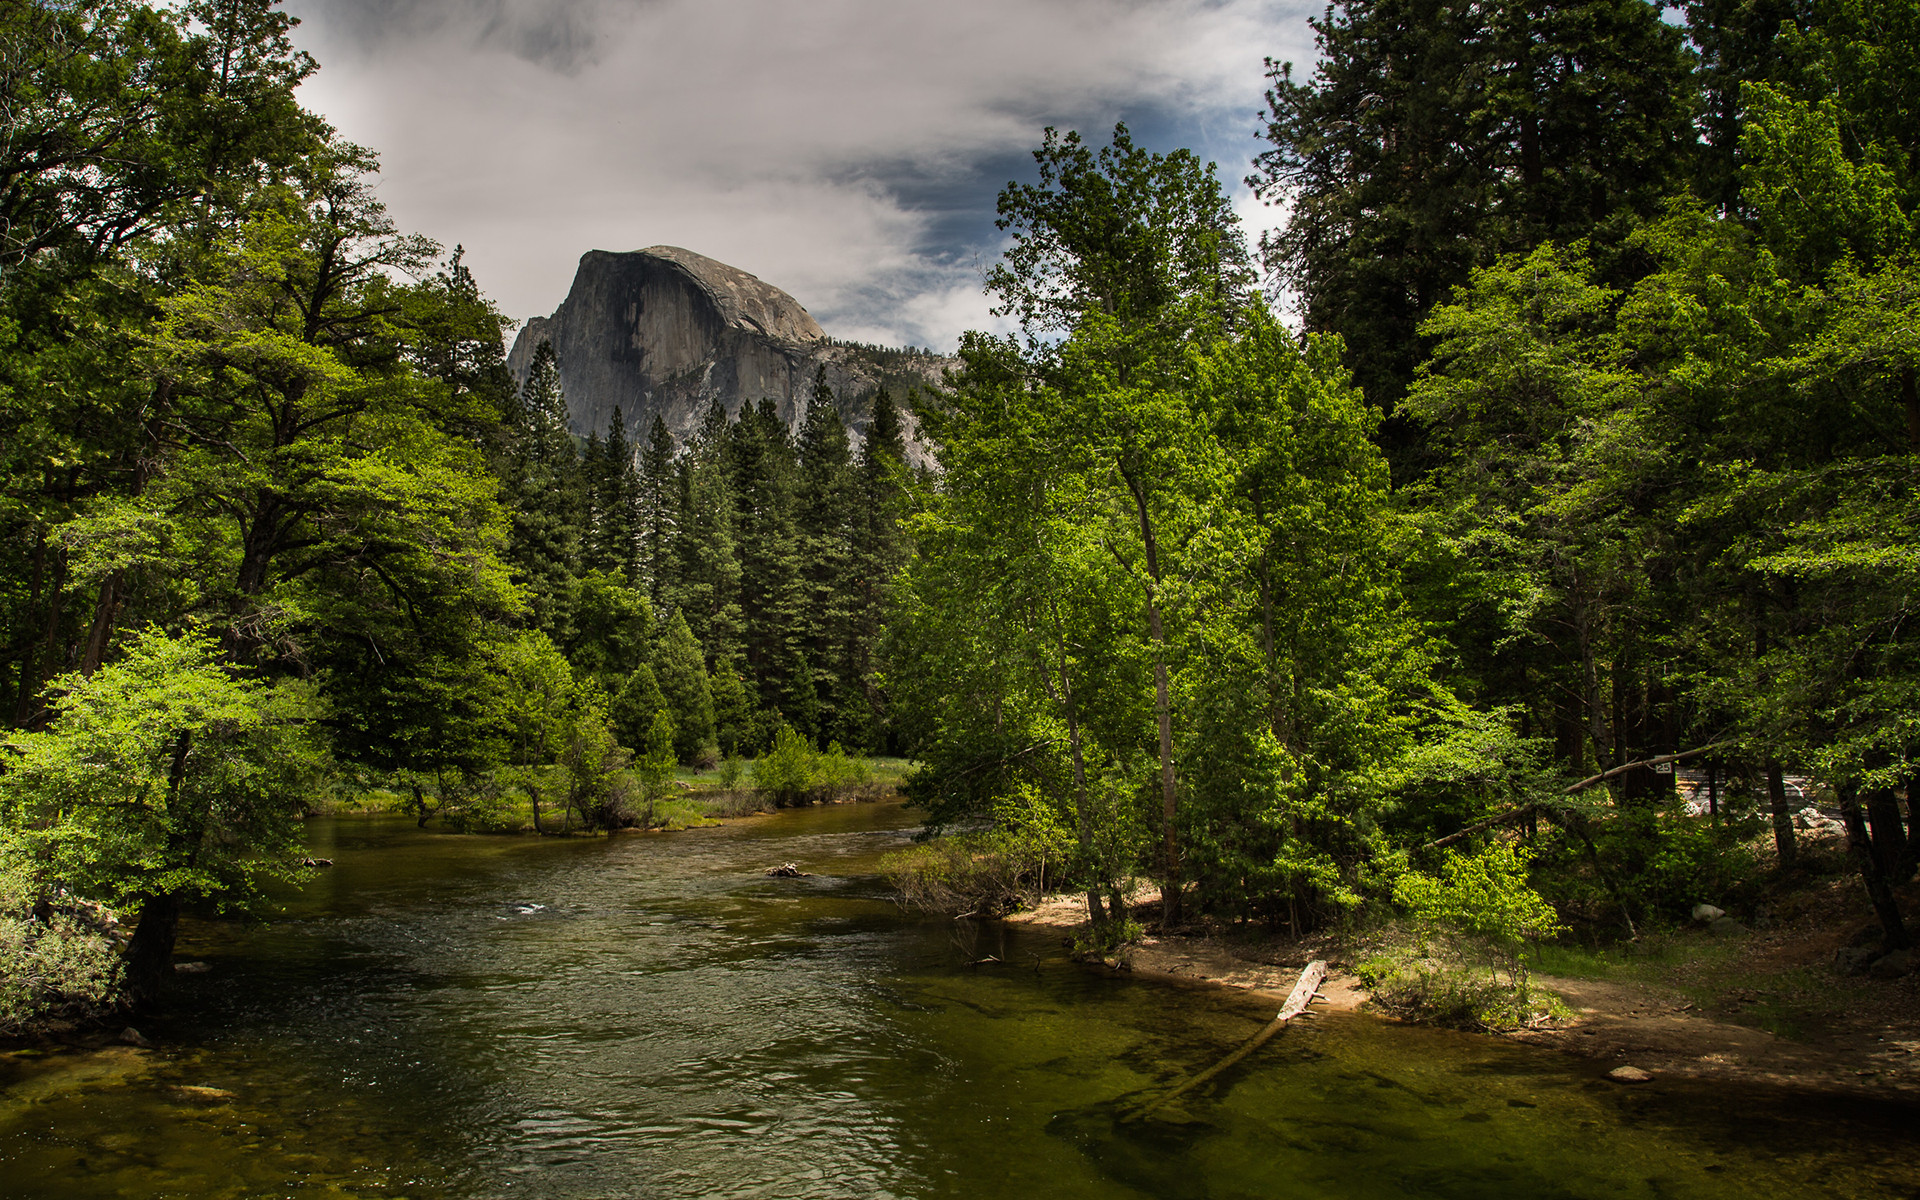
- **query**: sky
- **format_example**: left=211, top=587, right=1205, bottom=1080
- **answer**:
left=283, top=0, right=1320, bottom=352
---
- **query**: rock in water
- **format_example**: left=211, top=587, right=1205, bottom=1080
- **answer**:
left=508, top=246, right=951, bottom=459
left=1607, top=1066, right=1653, bottom=1083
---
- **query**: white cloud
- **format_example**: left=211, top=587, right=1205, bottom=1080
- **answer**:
left=287, top=0, right=1319, bottom=351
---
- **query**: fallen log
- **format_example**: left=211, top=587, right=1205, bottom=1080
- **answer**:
left=1126, top=959, right=1327, bottom=1122
left=1419, top=740, right=1742, bottom=853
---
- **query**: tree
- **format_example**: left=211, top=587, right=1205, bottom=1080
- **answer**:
left=849, top=387, right=912, bottom=748
left=653, top=607, right=717, bottom=764
left=585, top=405, right=641, bottom=581
left=794, top=370, right=861, bottom=747
left=502, top=339, right=583, bottom=638
left=637, top=414, right=677, bottom=608
left=0, top=627, right=324, bottom=1004
left=609, top=662, right=668, bottom=752
left=1250, top=0, right=1696, bottom=468
left=731, top=398, right=813, bottom=737
left=669, top=399, right=741, bottom=669
left=985, top=123, right=1254, bottom=925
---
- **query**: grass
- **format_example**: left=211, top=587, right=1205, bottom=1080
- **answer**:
left=1534, top=929, right=1859, bottom=1041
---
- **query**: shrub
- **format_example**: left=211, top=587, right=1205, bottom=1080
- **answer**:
left=881, top=786, right=1073, bottom=917
left=752, top=723, right=818, bottom=806
left=0, top=853, right=124, bottom=1035
left=1356, top=943, right=1567, bottom=1030
left=1395, top=841, right=1563, bottom=986
left=816, top=742, right=873, bottom=801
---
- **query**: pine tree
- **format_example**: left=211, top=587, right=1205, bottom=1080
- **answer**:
left=795, top=371, right=861, bottom=747
left=592, top=405, right=641, bottom=583
left=731, top=398, right=814, bottom=739
left=579, top=428, right=606, bottom=569
left=608, top=662, right=668, bottom=752
left=1250, top=0, right=1696, bottom=470
left=670, top=399, right=743, bottom=669
left=502, top=340, right=584, bottom=638
left=653, top=607, right=718, bottom=763
left=638, top=414, right=678, bottom=607
left=850, top=386, right=911, bottom=749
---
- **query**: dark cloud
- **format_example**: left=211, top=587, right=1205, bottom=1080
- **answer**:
left=285, top=0, right=1315, bottom=349
left=299, top=0, right=619, bottom=73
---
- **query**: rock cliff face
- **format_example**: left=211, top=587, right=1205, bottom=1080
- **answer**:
left=507, top=247, right=949, bottom=460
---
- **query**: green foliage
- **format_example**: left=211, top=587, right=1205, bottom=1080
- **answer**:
left=653, top=608, right=717, bottom=764
left=630, top=709, right=678, bottom=828
left=752, top=722, right=818, bottom=806
left=814, top=740, right=872, bottom=801
left=0, top=848, right=125, bottom=1035
left=609, top=663, right=668, bottom=753
left=1357, top=944, right=1571, bottom=1031
left=881, top=786, right=1075, bottom=917
left=1395, top=842, right=1565, bottom=984
left=0, top=627, right=324, bottom=911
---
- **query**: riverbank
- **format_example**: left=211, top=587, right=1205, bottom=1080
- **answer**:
left=1005, top=880, right=1920, bottom=1098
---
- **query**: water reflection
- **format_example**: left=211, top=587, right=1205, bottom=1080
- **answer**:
left=2, top=802, right=1917, bottom=1199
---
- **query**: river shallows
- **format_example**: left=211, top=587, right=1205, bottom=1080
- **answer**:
left=4, top=800, right=1917, bottom=1199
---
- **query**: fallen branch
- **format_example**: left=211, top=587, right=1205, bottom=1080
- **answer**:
left=1126, top=960, right=1326, bottom=1122
left=1419, top=741, right=1741, bottom=853
left=1562, top=741, right=1736, bottom=796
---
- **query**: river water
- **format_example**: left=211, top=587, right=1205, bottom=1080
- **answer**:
left=3, top=800, right=1917, bottom=1199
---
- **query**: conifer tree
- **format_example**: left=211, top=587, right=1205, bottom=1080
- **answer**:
left=795, top=371, right=861, bottom=746
left=503, top=340, right=584, bottom=638
left=592, top=405, right=642, bottom=583
left=1250, top=0, right=1696, bottom=468
left=731, top=398, right=814, bottom=739
left=638, top=414, right=678, bottom=607
left=671, top=399, right=743, bottom=669
left=653, top=608, right=718, bottom=763
left=609, top=662, right=668, bottom=753
left=850, top=386, right=911, bottom=748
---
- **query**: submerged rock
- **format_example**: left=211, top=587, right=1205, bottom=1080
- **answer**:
left=1607, top=1065, right=1653, bottom=1083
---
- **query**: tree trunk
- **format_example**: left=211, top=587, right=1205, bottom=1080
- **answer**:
left=1121, top=468, right=1179, bottom=928
left=1767, top=763, right=1798, bottom=870
left=1841, top=788, right=1910, bottom=950
left=124, top=893, right=181, bottom=1009
left=1866, top=788, right=1909, bottom=881
left=78, top=570, right=124, bottom=677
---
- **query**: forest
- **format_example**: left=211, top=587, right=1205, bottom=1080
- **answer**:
left=2, top=0, right=1918, bottom=1033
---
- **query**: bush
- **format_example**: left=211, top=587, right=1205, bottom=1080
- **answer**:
left=0, top=854, right=124, bottom=1035
left=1357, top=943, right=1567, bottom=1031
left=882, top=786, right=1073, bottom=917
left=1396, top=841, right=1563, bottom=985
left=816, top=742, right=873, bottom=801
left=752, top=723, right=818, bottom=805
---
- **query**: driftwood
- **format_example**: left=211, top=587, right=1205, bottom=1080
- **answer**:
left=1126, top=959, right=1327, bottom=1122
left=764, top=863, right=811, bottom=877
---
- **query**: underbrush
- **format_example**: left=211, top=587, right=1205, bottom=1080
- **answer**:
left=1357, top=935, right=1571, bottom=1031
left=881, top=834, right=1049, bottom=917
left=0, top=858, right=124, bottom=1037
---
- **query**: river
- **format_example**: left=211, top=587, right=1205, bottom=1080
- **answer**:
left=3, top=800, right=1917, bottom=1198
